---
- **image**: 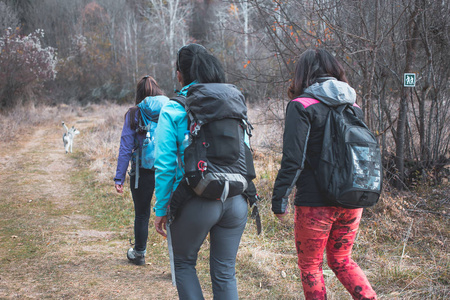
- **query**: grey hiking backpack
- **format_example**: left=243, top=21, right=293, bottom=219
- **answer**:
left=316, top=103, right=382, bottom=208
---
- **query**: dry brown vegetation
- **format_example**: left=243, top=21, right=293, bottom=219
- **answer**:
left=0, top=103, right=448, bottom=299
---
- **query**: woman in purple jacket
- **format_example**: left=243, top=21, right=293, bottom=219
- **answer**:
left=114, top=75, right=169, bottom=265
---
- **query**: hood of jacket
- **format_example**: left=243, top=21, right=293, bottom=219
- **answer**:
left=303, top=77, right=356, bottom=107
left=137, top=95, right=170, bottom=124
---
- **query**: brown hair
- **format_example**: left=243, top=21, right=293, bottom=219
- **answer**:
left=287, top=48, right=348, bottom=99
left=127, top=75, right=165, bottom=130
left=135, top=75, right=164, bottom=104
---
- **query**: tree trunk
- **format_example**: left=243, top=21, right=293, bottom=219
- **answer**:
left=395, top=0, right=421, bottom=189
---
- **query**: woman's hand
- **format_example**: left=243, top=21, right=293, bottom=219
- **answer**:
left=154, top=216, right=168, bottom=238
left=275, top=207, right=289, bottom=223
left=115, top=184, right=124, bottom=194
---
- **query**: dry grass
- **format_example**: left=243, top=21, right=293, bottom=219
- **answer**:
left=0, top=103, right=448, bottom=299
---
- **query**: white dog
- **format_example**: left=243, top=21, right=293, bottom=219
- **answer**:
left=62, top=121, right=80, bottom=154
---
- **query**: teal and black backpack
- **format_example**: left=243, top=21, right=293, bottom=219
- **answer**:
left=172, top=83, right=256, bottom=201
left=132, top=95, right=169, bottom=188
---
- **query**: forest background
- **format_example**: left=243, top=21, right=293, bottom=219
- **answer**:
left=2, top=0, right=450, bottom=185
left=0, top=0, right=449, bottom=299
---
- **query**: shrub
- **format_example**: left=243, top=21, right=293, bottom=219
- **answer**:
left=0, top=27, right=57, bottom=111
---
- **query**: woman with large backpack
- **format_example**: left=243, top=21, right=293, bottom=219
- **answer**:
left=153, top=44, right=252, bottom=299
left=114, top=75, right=169, bottom=265
left=271, top=49, right=377, bottom=299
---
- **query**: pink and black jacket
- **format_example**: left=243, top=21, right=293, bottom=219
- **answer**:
left=271, top=77, right=363, bottom=214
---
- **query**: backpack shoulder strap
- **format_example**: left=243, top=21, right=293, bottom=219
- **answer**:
left=133, top=108, right=147, bottom=133
left=336, top=103, right=362, bottom=121
left=335, top=104, right=347, bottom=114
left=137, top=113, right=148, bottom=132
left=171, top=95, right=194, bottom=132
left=171, top=95, right=186, bottom=108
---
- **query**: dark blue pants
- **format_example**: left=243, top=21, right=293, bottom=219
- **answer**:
left=129, top=168, right=155, bottom=252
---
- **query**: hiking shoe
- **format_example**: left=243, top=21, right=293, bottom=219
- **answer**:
left=127, top=248, right=145, bottom=265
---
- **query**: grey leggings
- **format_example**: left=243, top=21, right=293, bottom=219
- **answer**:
left=169, top=194, right=248, bottom=300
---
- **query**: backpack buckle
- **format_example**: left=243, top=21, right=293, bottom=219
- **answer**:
left=198, top=160, right=207, bottom=172
left=191, top=123, right=201, bottom=136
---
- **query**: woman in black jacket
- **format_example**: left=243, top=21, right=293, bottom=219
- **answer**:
left=272, top=48, right=377, bottom=300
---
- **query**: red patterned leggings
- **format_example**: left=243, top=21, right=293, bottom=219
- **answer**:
left=294, top=206, right=377, bottom=300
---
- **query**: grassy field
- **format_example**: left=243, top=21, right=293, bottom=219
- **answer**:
left=0, top=103, right=448, bottom=299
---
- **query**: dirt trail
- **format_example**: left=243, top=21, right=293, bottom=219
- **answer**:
left=0, top=116, right=178, bottom=299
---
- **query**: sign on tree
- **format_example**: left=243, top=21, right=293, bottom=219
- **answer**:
left=404, top=73, right=416, bottom=87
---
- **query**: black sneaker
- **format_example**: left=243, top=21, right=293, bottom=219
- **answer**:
left=127, top=248, right=145, bottom=265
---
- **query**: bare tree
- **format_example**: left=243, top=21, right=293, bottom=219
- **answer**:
left=2, top=0, right=448, bottom=182
left=248, top=0, right=449, bottom=187
left=0, top=2, right=19, bottom=31
left=141, top=0, right=191, bottom=90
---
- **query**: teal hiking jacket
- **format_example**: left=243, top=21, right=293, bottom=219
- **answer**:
left=153, top=100, right=188, bottom=217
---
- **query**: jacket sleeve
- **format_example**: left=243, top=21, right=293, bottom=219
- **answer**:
left=243, top=179, right=259, bottom=206
left=271, top=101, right=311, bottom=214
left=153, top=102, right=187, bottom=217
left=114, top=111, right=135, bottom=185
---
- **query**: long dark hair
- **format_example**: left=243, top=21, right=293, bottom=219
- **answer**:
left=288, top=48, right=348, bottom=99
left=176, top=43, right=226, bottom=85
left=128, top=75, right=165, bottom=130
